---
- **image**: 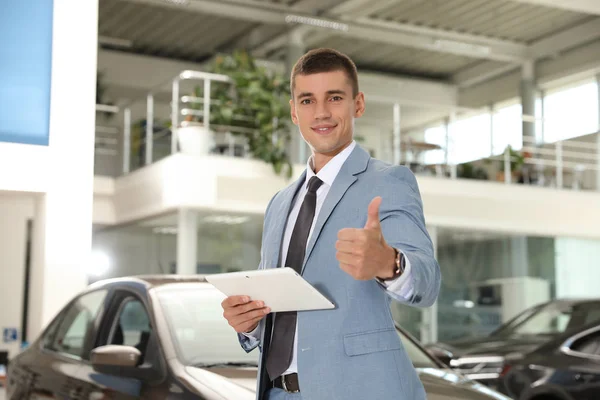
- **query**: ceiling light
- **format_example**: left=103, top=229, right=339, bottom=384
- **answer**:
left=285, top=15, right=349, bottom=32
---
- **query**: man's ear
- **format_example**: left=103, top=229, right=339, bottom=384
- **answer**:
left=354, top=92, right=366, bottom=118
left=290, top=99, right=299, bottom=125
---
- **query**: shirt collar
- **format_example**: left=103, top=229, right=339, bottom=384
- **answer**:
left=305, top=141, right=357, bottom=188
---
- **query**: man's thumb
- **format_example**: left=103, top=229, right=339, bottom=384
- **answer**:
left=364, top=197, right=382, bottom=230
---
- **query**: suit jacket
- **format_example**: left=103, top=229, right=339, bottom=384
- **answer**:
left=238, top=144, right=441, bottom=400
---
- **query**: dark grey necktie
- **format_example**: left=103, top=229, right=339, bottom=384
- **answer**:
left=266, top=176, right=324, bottom=380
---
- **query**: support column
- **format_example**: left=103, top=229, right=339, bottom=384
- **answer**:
left=596, top=74, right=600, bottom=191
left=27, top=0, right=98, bottom=340
left=392, top=103, right=401, bottom=165
left=421, top=226, right=438, bottom=345
left=286, top=31, right=309, bottom=165
left=520, top=61, right=537, bottom=147
left=176, top=208, right=198, bottom=275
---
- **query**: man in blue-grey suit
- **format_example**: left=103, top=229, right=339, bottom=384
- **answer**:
left=221, top=48, right=441, bottom=400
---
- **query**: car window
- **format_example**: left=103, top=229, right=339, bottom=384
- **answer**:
left=156, top=286, right=259, bottom=366
left=47, top=290, right=107, bottom=359
left=108, top=297, right=152, bottom=362
left=571, top=331, right=600, bottom=356
left=496, top=302, right=600, bottom=337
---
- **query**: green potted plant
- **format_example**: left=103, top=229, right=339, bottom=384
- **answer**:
left=496, top=145, right=527, bottom=182
left=199, top=50, right=293, bottom=177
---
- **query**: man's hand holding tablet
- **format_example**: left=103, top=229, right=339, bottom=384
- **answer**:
left=221, top=296, right=270, bottom=333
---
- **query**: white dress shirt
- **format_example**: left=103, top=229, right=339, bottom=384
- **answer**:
left=244, top=140, right=413, bottom=376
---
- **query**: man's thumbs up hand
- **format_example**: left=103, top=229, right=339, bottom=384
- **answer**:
left=336, top=197, right=397, bottom=281
left=364, top=196, right=382, bottom=231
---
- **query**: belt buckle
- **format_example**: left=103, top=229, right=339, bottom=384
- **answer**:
left=281, top=375, right=298, bottom=393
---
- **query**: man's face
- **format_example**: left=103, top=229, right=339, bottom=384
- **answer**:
left=290, top=70, right=365, bottom=157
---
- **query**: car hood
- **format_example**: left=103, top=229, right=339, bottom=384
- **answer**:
left=418, top=368, right=510, bottom=400
left=430, top=335, right=549, bottom=358
left=186, top=366, right=508, bottom=400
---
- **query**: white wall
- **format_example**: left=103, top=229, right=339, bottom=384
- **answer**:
left=0, top=194, right=34, bottom=358
left=0, top=143, right=50, bottom=193
left=555, top=237, right=600, bottom=299
left=27, top=0, right=99, bottom=341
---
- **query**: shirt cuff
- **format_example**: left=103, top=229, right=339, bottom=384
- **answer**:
left=378, top=251, right=414, bottom=299
left=241, top=324, right=261, bottom=340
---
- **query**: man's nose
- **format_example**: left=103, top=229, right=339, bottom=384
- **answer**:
left=315, top=102, right=332, bottom=119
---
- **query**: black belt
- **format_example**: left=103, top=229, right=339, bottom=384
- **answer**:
left=272, top=373, right=300, bottom=393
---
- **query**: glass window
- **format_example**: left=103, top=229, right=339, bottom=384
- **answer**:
left=492, top=103, right=523, bottom=154
left=47, top=290, right=107, bottom=359
left=434, top=228, right=556, bottom=342
left=448, top=112, right=492, bottom=164
left=543, top=80, right=599, bottom=143
left=108, top=297, right=152, bottom=363
left=423, top=125, right=446, bottom=165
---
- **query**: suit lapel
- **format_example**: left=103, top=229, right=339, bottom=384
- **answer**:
left=301, top=145, right=371, bottom=274
left=266, top=171, right=307, bottom=270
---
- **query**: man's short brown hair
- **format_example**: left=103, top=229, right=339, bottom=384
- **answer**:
left=291, top=48, right=359, bottom=98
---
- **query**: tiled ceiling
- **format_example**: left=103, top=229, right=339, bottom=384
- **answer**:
left=369, top=0, right=592, bottom=43
left=98, top=0, right=599, bottom=79
left=309, top=35, right=477, bottom=79
left=99, top=0, right=260, bottom=61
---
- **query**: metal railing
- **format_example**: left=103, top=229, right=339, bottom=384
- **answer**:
left=402, top=132, right=600, bottom=192
left=117, top=70, right=253, bottom=174
left=94, top=69, right=600, bottom=194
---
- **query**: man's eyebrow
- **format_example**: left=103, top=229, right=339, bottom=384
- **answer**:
left=296, top=91, right=313, bottom=99
left=296, top=89, right=347, bottom=99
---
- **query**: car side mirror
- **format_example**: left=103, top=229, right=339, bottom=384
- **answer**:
left=91, top=345, right=159, bottom=382
left=92, top=345, right=141, bottom=368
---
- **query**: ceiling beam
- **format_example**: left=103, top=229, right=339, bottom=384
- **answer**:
left=454, top=18, right=600, bottom=87
left=506, top=0, right=600, bottom=15
left=220, top=0, right=334, bottom=51
left=124, top=0, right=528, bottom=62
left=530, top=17, right=600, bottom=58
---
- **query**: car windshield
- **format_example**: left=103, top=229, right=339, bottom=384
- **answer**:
left=156, top=285, right=437, bottom=369
left=156, top=285, right=259, bottom=366
left=494, top=302, right=600, bottom=337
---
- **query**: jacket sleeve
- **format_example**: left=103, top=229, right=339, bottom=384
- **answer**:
left=236, top=192, right=279, bottom=352
left=237, top=319, right=265, bottom=353
left=377, top=167, right=441, bottom=308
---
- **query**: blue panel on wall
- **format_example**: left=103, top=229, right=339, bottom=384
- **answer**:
left=0, top=1, right=53, bottom=146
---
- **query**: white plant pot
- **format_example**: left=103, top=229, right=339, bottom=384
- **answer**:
left=177, top=125, right=214, bottom=156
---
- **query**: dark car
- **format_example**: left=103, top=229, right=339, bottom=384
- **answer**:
left=499, top=323, right=600, bottom=400
left=6, top=275, right=510, bottom=400
left=425, top=299, right=600, bottom=389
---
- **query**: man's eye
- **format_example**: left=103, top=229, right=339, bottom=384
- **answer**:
left=331, top=96, right=343, bottom=101
left=301, top=99, right=311, bottom=105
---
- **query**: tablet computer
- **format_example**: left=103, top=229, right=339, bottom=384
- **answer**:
left=205, top=268, right=335, bottom=312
